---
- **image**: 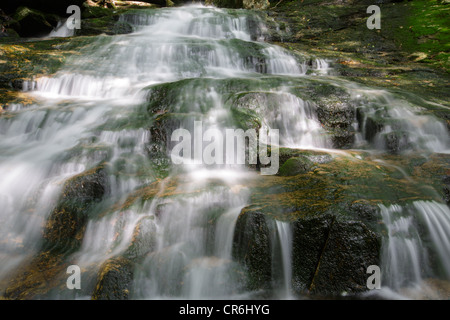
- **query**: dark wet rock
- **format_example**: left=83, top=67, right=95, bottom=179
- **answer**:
left=382, top=130, right=411, bottom=154
left=232, top=210, right=272, bottom=290
left=10, top=7, right=59, bottom=37
left=291, top=215, right=334, bottom=293
left=233, top=203, right=381, bottom=296
left=347, top=200, right=381, bottom=225
left=42, top=165, right=109, bottom=254
left=292, top=214, right=380, bottom=296
left=205, top=0, right=243, bottom=8
left=442, top=175, right=450, bottom=206
left=91, top=257, right=134, bottom=300
left=205, top=0, right=269, bottom=9
left=2, top=1, right=85, bottom=16
left=307, top=219, right=380, bottom=295
left=2, top=252, right=68, bottom=300
left=0, top=9, right=15, bottom=37
left=313, top=85, right=356, bottom=148
left=364, top=116, right=384, bottom=143
left=148, top=112, right=191, bottom=156
left=355, top=107, right=390, bottom=145
left=10, top=79, right=36, bottom=91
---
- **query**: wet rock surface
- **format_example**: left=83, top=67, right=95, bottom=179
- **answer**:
left=0, top=2, right=448, bottom=300
left=43, top=165, right=109, bottom=255
left=92, top=257, right=135, bottom=300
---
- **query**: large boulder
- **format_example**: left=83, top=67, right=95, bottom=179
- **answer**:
left=278, top=156, right=314, bottom=176
left=229, top=151, right=445, bottom=297
left=300, top=218, right=380, bottom=295
left=232, top=208, right=381, bottom=296
left=10, top=7, right=59, bottom=37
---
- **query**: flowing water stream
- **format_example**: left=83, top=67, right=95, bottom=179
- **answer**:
left=0, top=5, right=449, bottom=299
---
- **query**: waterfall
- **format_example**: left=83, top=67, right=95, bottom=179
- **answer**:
left=1, top=4, right=449, bottom=300
left=48, top=19, right=75, bottom=38
left=274, top=221, right=294, bottom=299
left=132, top=180, right=252, bottom=299
left=261, top=93, right=330, bottom=149
left=378, top=201, right=450, bottom=298
left=353, top=89, right=450, bottom=153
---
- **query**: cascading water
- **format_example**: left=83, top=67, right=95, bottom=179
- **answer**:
left=375, top=201, right=450, bottom=299
left=273, top=221, right=294, bottom=299
left=48, top=19, right=75, bottom=38
left=351, top=88, right=450, bottom=153
left=1, top=4, right=449, bottom=300
left=0, top=5, right=316, bottom=299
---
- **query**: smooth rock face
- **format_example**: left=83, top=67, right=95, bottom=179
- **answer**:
left=232, top=209, right=380, bottom=296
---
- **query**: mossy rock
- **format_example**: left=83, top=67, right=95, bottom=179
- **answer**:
left=76, top=16, right=133, bottom=36
left=2, top=252, right=68, bottom=300
left=42, top=164, right=109, bottom=254
left=11, top=7, right=58, bottom=37
left=91, top=257, right=134, bottom=300
left=278, top=156, right=314, bottom=176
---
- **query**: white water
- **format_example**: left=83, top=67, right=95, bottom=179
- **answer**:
left=274, top=221, right=294, bottom=299
left=1, top=4, right=449, bottom=300
left=48, top=19, right=75, bottom=38
left=261, top=93, right=330, bottom=149
left=351, top=88, right=450, bottom=153
left=0, top=5, right=315, bottom=298
left=377, top=201, right=450, bottom=298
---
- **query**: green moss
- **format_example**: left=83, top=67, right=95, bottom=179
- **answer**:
left=278, top=156, right=314, bottom=176
left=270, top=0, right=449, bottom=109
left=383, top=0, right=449, bottom=70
